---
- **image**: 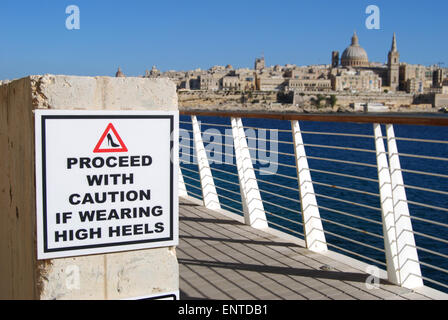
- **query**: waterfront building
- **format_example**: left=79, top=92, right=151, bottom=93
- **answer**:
left=331, top=69, right=382, bottom=92
left=288, top=79, right=332, bottom=92
left=222, top=75, right=241, bottom=90
left=199, top=73, right=222, bottom=91
left=400, top=64, right=426, bottom=93
left=433, top=69, right=443, bottom=88
left=256, top=75, right=286, bottom=91
left=406, top=78, right=425, bottom=93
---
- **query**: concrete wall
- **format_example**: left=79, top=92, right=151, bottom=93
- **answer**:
left=293, top=91, right=414, bottom=108
left=334, top=93, right=414, bottom=108
left=0, top=75, right=179, bottom=299
left=435, top=94, right=448, bottom=108
left=178, top=90, right=277, bottom=108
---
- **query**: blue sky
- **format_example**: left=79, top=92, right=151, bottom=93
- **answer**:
left=0, top=0, right=447, bottom=79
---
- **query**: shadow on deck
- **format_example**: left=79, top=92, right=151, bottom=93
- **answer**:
left=177, top=198, right=432, bottom=300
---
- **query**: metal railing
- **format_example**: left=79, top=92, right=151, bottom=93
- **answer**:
left=178, top=110, right=448, bottom=293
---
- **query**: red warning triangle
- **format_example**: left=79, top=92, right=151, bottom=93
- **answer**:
left=93, top=123, right=128, bottom=153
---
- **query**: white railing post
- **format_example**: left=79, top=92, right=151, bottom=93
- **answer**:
left=192, top=115, right=221, bottom=210
left=231, top=117, right=268, bottom=229
left=291, top=120, right=327, bottom=253
left=178, top=167, right=188, bottom=198
left=386, top=124, right=423, bottom=289
left=374, top=123, right=400, bottom=285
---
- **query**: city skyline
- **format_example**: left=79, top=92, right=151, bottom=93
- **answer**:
left=1, top=1, right=447, bottom=80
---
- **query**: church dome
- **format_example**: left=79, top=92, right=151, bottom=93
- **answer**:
left=115, top=67, right=125, bottom=77
left=341, top=32, right=369, bottom=67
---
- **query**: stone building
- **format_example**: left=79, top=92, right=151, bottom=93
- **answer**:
left=199, top=73, right=222, bottom=91
left=222, top=73, right=256, bottom=91
left=288, top=79, right=332, bottom=91
left=405, top=78, right=424, bottom=93
left=331, top=69, right=382, bottom=92
left=256, top=76, right=286, bottom=91
left=399, top=64, right=426, bottom=93
left=222, top=75, right=241, bottom=90
left=433, top=69, right=443, bottom=88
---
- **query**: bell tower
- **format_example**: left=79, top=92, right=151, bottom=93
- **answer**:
left=331, top=51, right=339, bottom=68
left=388, top=33, right=400, bottom=91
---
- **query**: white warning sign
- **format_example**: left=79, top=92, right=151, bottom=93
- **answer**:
left=34, top=110, right=179, bottom=259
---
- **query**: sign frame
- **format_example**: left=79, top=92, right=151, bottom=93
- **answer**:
left=34, top=110, right=179, bottom=260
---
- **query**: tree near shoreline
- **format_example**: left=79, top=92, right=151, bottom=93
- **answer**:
left=329, top=94, right=337, bottom=107
left=316, top=94, right=325, bottom=108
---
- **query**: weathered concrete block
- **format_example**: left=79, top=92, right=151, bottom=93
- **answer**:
left=38, top=256, right=105, bottom=300
left=106, top=247, right=178, bottom=300
left=31, top=74, right=178, bottom=110
left=0, top=75, right=179, bottom=299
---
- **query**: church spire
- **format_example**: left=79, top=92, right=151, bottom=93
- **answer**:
left=351, top=31, right=359, bottom=46
left=391, top=32, right=397, bottom=52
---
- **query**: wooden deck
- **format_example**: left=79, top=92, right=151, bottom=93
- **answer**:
left=177, top=198, right=433, bottom=300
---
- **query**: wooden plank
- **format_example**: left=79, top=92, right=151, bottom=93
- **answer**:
left=178, top=198, right=432, bottom=300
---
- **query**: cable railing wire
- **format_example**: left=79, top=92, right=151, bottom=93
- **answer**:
left=301, top=130, right=375, bottom=139
left=265, top=219, right=304, bottom=238
left=315, top=193, right=382, bottom=213
left=262, top=198, right=301, bottom=215
left=398, top=168, right=448, bottom=179
left=313, top=180, right=380, bottom=197
left=257, top=177, right=299, bottom=193
left=406, top=200, right=448, bottom=213
left=264, top=210, right=304, bottom=228
left=306, top=155, right=377, bottom=168
left=317, top=204, right=382, bottom=226
left=320, top=217, right=384, bottom=240
left=310, top=168, right=379, bottom=183
left=216, top=192, right=243, bottom=206
left=210, top=166, right=239, bottom=177
left=253, top=167, right=298, bottom=181
left=409, top=215, right=448, bottom=228
left=259, top=188, right=301, bottom=205
left=325, top=242, right=386, bottom=267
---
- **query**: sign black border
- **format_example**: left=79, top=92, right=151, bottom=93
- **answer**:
left=40, top=114, right=175, bottom=254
